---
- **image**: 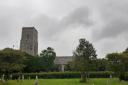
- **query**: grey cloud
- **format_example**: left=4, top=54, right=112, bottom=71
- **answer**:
left=28, top=7, right=92, bottom=40
left=0, top=7, right=34, bottom=38
left=96, top=19, right=128, bottom=40
left=61, top=7, right=92, bottom=27
left=92, top=0, right=128, bottom=41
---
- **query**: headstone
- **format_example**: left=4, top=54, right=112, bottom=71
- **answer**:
left=34, top=80, right=38, bottom=85
left=28, top=76, right=30, bottom=80
left=34, top=76, right=38, bottom=85
left=110, top=74, right=112, bottom=78
left=17, top=76, right=21, bottom=82
left=19, top=76, right=21, bottom=80
left=2, top=74, right=5, bottom=80
left=10, top=74, right=12, bottom=79
left=36, top=75, right=38, bottom=80
left=22, top=75, right=24, bottom=80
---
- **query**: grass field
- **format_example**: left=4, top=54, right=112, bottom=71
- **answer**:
left=1, top=78, right=128, bottom=85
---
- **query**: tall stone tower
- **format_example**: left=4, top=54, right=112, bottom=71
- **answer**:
left=20, top=27, right=38, bottom=56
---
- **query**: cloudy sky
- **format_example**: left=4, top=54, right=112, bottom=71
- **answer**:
left=0, top=0, right=128, bottom=58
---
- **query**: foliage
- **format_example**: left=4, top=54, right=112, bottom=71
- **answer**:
left=123, top=48, right=128, bottom=53
left=106, top=51, right=128, bottom=81
left=0, top=48, right=30, bottom=74
left=24, top=47, right=56, bottom=72
left=95, top=58, right=107, bottom=71
left=7, top=71, right=114, bottom=79
left=24, top=56, right=41, bottom=72
left=39, top=47, right=56, bottom=72
left=72, top=38, right=97, bottom=82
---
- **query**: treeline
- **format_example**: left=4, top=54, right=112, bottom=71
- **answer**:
left=0, top=47, right=57, bottom=74
left=0, top=38, right=128, bottom=81
left=66, top=49, right=128, bottom=72
left=68, top=38, right=128, bottom=82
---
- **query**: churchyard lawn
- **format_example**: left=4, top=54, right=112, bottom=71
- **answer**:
left=1, top=78, right=128, bottom=85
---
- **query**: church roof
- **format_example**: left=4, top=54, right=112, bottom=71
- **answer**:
left=54, top=56, right=73, bottom=65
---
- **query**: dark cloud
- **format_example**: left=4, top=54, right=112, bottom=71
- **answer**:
left=27, top=7, right=92, bottom=40
left=95, top=18, right=128, bottom=40
left=92, top=0, right=128, bottom=41
left=61, top=7, right=92, bottom=27
left=90, top=0, right=128, bottom=57
left=101, top=19, right=128, bottom=38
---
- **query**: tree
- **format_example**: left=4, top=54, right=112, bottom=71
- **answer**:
left=23, top=55, right=41, bottom=72
left=106, top=53, right=124, bottom=74
left=73, top=38, right=97, bottom=82
left=123, top=47, right=128, bottom=53
left=96, top=58, right=107, bottom=71
left=39, top=47, right=56, bottom=72
left=106, top=52, right=128, bottom=81
left=0, top=48, right=29, bottom=74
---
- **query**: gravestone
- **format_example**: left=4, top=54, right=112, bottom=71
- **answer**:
left=34, top=80, right=38, bottom=85
left=28, top=76, right=30, bottom=80
left=36, top=75, right=38, bottom=80
left=2, top=74, right=4, bottom=80
left=22, top=75, right=24, bottom=80
left=34, top=76, right=38, bottom=85
left=17, top=76, right=21, bottom=82
left=10, top=74, right=12, bottom=80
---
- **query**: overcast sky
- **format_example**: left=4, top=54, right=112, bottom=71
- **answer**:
left=0, top=0, right=128, bottom=58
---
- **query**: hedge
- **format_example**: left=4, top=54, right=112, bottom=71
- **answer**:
left=11, top=72, right=80, bottom=79
left=3, top=71, right=115, bottom=79
left=119, top=74, right=128, bottom=81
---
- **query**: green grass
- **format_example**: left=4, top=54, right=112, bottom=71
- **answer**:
left=1, top=78, right=128, bottom=85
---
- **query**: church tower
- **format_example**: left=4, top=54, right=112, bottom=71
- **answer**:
left=20, top=27, right=38, bottom=56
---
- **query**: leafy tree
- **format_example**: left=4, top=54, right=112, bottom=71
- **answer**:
left=0, top=48, right=29, bottom=74
left=23, top=56, right=41, bottom=72
left=123, top=47, right=128, bottom=53
left=39, top=47, right=56, bottom=72
left=96, top=58, right=107, bottom=71
left=73, top=38, right=97, bottom=82
left=106, top=52, right=128, bottom=81
left=106, top=53, right=123, bottom=74
left=24, top=47, right=56, bottom=72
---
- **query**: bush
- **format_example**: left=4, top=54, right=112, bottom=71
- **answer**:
left=89, top=71, right=114, bottom=78
left=2, top=71, right=115, bottom=79
left=11, top=72, right=80, bottom=79
left=119, top=74, right=128, bottom=81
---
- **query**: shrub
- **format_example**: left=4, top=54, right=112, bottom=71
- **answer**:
left=1, top=71, right=115, bottom=79
left=11, top=72, right=80, bottom=79
left=119, top=74, right=128, bottom=81
left=89, top=71, right=114, bottom=78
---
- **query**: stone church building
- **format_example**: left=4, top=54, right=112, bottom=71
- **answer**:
left=20, top=27, right=72, bottom=72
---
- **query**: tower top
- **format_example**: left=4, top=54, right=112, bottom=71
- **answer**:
left=22, top=27, right=38, bottom=32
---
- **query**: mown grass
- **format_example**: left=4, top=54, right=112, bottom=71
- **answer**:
left=0, top=78, right=128, bottom=85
